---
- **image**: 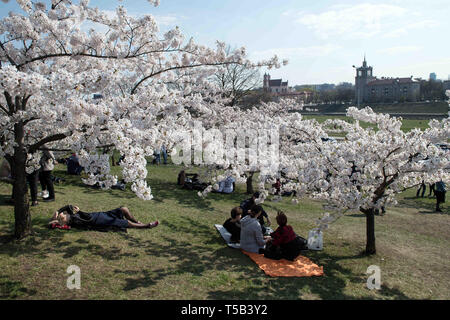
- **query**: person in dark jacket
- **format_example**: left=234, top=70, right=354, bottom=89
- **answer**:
left=26, top=169, right=39, bottom=206
left=67, top=153, right=83, bottom=175
left=435, top=180, right=446, bottom=212
left=264, top=211, right=306, bottom=261
left=49, top=205, right=159, bottom=231
left=223, top=207, right=242, bottom=243
left=240, top=192, right=271, bottom=234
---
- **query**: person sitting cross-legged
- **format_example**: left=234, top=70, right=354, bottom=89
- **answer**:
left=215, top=176, right=236, bottom=194
left=223, top=207, right=242, bottom=243
left=49, top=205, right=159, bottom=231
left=240, top=192, right=271, bottom=235
left=240, top=205, right=272, bottom=254
left=264, top=211, right=307, bottom=261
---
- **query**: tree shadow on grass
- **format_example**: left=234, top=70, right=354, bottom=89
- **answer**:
left=149, top=179, right=216, bottom=211
left=0, top=222, right=138, bottom=261
left=0, top=275, right=37, bottom=299
left=110, top=216, right=412, bottom=300
left=347, top=213, right=365, bottom=218
left=0, top=194, right=13, bottom=207
left=51, top=169, right=138, bottom=199
left=207, top=250, right=412, bottom=300
left=149, top=176, right=257, bottom=213
left=398, top=196, right=439, bottom=213
left=418, top=209, right=449, bottom=215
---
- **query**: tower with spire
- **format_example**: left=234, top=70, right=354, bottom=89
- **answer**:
left=355, top=55, right=375, bottom=106
left=263, top=73, right=270, bottom=92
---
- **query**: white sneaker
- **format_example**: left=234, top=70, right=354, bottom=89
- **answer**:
left=42, top=191, right=49, bottom=198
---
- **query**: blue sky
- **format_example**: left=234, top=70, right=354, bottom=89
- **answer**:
left=2, top=0, right=450, bottom=86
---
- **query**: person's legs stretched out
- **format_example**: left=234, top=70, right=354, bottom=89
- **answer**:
left=118, top=207, right=158, bottom=229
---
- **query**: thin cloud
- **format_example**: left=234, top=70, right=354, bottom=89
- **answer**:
left=384, top=19, right=440, bottom=38
left=251, top=44, right=342, bottom=61
left=296, top=3, right=412, bottom=39
left=377, top=46, right=422, bottom=55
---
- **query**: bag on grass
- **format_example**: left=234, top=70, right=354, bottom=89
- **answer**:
left=307, top=229, right=323, bottom=251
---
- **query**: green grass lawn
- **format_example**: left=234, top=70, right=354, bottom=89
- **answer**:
left=0, top=163, right=449, bottom=300
left=302, top=115, right=431, bottom=133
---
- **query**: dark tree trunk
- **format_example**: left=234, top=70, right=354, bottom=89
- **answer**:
left=246, top=171, right=254, bottom=194
left=365, top=209, right=376, bottom=255
left=12, top=122, right=32, bottom=239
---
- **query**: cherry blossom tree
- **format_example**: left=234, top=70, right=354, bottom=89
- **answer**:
left=284, top=106, right=449, bottom=254
left=0, top=0, right=283, bottom=239
left=192, top=97, right=448, bottom=255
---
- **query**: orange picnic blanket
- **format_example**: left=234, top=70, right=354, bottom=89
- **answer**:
left=242, top=250, right=324, bottom=277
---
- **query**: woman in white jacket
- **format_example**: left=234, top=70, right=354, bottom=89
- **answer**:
left=39, top=149, right=56, bottom=202
left=240, top=205, right=271, bottom=253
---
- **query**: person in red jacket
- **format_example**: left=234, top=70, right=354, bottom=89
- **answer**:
left=264, top=211, right=307, bottom=261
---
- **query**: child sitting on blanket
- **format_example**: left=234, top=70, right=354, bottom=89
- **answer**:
left=223, top=207, right=242, bottom=243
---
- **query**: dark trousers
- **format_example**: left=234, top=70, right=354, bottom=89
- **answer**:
left=436, top=191, right=446, bottom=210
left=152, top=154, right=160, bottom=164
left=417, top=182, right=426, bottom=197
left=39, top=170, right=54, bottom=199
left=429, top=184, right=435, bottom=197
left=26, top=171, right=38, bottom=202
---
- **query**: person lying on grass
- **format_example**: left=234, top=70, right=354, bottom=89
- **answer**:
left=48, top=205, right=159, bottom=230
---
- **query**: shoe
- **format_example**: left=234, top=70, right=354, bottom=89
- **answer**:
left=42, top=191, right=49, bottom=198
left=31, top=201, right=38, bottom=206
left=436, top=208, right=442, bottom=212
left=43, top=197, right=55, bottom=202
left=147, top=221, right=159, bottom=228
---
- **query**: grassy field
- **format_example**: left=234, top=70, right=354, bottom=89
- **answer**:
left=301, top=101, right=448, bottom=115
left=0, top=163, right=448, bottom=300
left=302, top=115, right=432, bottom=133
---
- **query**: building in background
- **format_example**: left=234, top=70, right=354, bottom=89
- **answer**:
left=443, top=80, right=450, bottom=93
left=354, top=57, right=420, bottom=104
left=263, top=74, right=312, bottom=102
left=430, top=73, right=437, bottom=81
left=263, top=74, right=290, bottom=94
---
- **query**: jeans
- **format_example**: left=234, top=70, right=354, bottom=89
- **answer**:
left=39, top=170, right=54, bottom=199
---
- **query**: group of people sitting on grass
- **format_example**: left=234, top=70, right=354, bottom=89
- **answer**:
left=177, top=170, right=209, bottom=191
left=223, top=192, right=308, bottom=261
left=177, top=170, right=236, bottom=194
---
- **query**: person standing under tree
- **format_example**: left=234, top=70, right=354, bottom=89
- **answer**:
left=435, top=180, right=446, bottom=212
left=416, top=181, right=426, bottom=198
left=39, top=149, right=56, bottom=202
left=161, top=144, right=168, bottom=165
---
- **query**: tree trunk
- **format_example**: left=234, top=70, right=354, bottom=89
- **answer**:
left=365, top=209, right=376, bottom=255
left=13, top=167, right=31, bottom=239
left=12, top=123, right=32, bottom=239
left=246, top=171, right=254, bottom=194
